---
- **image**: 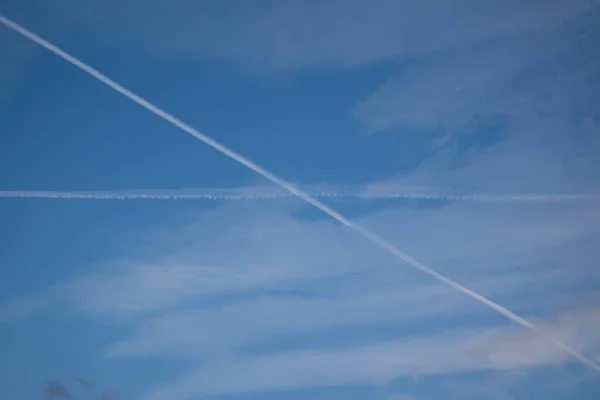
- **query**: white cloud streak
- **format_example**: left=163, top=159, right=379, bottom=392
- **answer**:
left=4, top=195, right=597, bottom=326
left=102, top=270, right=578, bottom=359
left=142, top=306, right=600, bottom=399
left=1, top=14, right=598, bottom=371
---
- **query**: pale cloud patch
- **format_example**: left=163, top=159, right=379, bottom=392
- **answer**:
left=141, top=306, right=600, bottom=399
left=2, top=193, right=598, bottom=397
left=67, top=263, right=285, bottom=315
left=354, top=10, right=600, bottom=132
left=4, top=181, right=599, bottom=322
left=103, top=282, right=477, bottom=358
left=362, top=119, right=600, bottom=206
left=77, top=195, right=599, bottom=399
left=11, top=0, right=597, bottom=69
left=103, top=271, right=591, bottom=360
left=63, top=204, right=391, bottom=317
left=56, top=193, right=600, bottom=319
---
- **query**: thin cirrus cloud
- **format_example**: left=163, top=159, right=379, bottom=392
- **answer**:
left=363, top=124, right=600, bottom=206
left=1, top=179, right=598, bottom=397
left=354, top=8, right=600, bottom=133
left=84, top=200, right=599, bottom=381
left=2, top=195, right=598, bottom=321
left=102, top=271, right=593, bottom=360
left=140, top=306, right=600, bottom=399
left=19, top=0, right=597, bottom=69
left=1, top=196, right=599, bottom=398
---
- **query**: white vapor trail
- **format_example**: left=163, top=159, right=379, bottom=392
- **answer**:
left=1, top=188, right=600, bottom=202
left=1, top=15, right=598, bottom=373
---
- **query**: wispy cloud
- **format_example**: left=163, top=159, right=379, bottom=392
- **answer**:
left=354, top=2, right=599, bottom=133
left=14, top=196, right=592, bottom=316
left=102, top=272, right=590, bottom=359
left=3, top=195, right=599, bottom=317
left=65, top=198, right=599, bottom=397
left=19, top=0, right=597, bottom=69
left=102, top=283, right=482, bottom=358
left=141, top=306, right=600, bottom=399
left=3, top=196, right=599, bottom=396
left=361, top=113, right=600, bottom=205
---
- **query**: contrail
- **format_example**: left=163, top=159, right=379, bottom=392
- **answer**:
left=1, top=15, right=598, bottom=372
left=0, top=189, right=279, bottom=201
left=1, top=188, right=599, bottom=202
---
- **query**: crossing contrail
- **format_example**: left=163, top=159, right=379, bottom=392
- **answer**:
left=1, top=14, right=598, bottom=372
left=1, top=188, right=599, bottom=202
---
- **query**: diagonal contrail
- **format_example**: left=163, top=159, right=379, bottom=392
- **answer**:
left=1, top=188, right=600, bottom=202
left=1, top=14, right=598, bottom=372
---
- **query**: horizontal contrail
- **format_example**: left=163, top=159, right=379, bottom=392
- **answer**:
left=1, top=15, right=598, bottom=372
left=1, top=187, right=599, bottom=202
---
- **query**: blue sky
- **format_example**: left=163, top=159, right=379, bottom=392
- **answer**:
left=1, top=1, right=600, bottom=399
